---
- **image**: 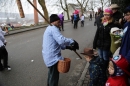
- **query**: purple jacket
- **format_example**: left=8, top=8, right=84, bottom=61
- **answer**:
left=58, top=14, right=64, bottom=24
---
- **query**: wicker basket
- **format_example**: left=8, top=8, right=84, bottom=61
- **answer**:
left=57, top=58, right=71, bottom=73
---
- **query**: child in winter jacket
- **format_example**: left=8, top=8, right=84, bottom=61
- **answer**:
left=105, top=55, right=130, bottom=86
left=81, top=48, right=107, bottom=86
left=110, top=27, right=122, bottom=54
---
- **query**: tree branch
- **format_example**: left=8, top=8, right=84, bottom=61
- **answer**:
left=60, top=0, right=67, bottom=11
left=82, top=0, right=86, bottom=6
left=104, top=1, right=109, bottom=7
left=84, top=0, right=89, bottom=11
left=77, top=0, right=82, bottom=7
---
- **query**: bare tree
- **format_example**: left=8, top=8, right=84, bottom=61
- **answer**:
left=100, top=0, right=109, bottom=10
left=38, top=0, right=49, bottom=23
left=76, top=0, right=90, bottom=13
left=60, top=0, right=70, bottom=20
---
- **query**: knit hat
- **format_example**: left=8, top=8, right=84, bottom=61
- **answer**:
left=50, top=14, right=60, bottom=23
left=112, top=55, right=130, bottom=76
left=80, top=48, right=98, bottom=56
left=104, top=7, right=113, bottom=15
left=124, top=6, right=130, bottom=14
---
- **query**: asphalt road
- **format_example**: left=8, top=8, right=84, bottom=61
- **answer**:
left=0, top=19, right=96, bottom=86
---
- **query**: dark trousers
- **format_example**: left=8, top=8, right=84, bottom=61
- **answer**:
left=59, top=23, right=64, bottom=31
left=94, top=21, right=96, bottom=26
left=74, top=20, right=78, bottom=29
left=0, top=46, right=8, bottom=70
left=71, top=19, right=73, bottom=24
left=47, top=63, right=59, bottom=86
left=81, top=21, right=84, bottom=27
left=89, top=18, right=92, bottom=21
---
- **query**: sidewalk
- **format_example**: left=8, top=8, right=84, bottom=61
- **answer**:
left=76, top=62, right=90, bottom=86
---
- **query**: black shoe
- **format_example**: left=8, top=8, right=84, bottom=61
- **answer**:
left=0, top=67, right=4, bottom=71
left=4, top=66, right=11, bottom=71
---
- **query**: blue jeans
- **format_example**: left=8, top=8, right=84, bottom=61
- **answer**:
left=47, top=63, right=59, bottom=86
left=98, top=48, right=110, bottom=61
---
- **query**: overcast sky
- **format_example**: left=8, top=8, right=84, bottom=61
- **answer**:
left=0, top=0, right=75, bottom=14
left=0, top=0, right=108, bottom=15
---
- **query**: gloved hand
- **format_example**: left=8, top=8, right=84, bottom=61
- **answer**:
left=66, top=46, right=73, bottom=50
left=66, top=40, right=79, bottom=51
left=70, top=40, right=79, bottom=51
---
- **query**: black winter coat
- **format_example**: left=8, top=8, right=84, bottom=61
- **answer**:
left=95, top=11, right=104, bottom=28
left=93, top=21, right=118, bottom=50
left=112, top=11, right=122, bottom=22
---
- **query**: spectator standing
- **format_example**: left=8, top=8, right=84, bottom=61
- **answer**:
left=110, top=4, right=122, bottom=23
left=0, top=27, right=11, bottom=71
left=80, top=14, right=85, bottom=27
left=94, top=12, right=98, bottom=26
left=93, top=7, right=119, bottom=71
left=95, top=7, right=104, bottom=28
left=89, top=13, right=92, bottom=21
left=119, top=6, right=130, bottom=63
left=71, top=13, right=74, bottom=24
left=42, top=14, right=79, bottom=86
left=58, top=12, right=64, bottom=31
left=110, top=4, right=123, bottom=29
left=73, top=14, right=80, bottom=29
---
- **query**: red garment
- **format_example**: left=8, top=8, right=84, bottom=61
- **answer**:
left=105, top=75, right=129, bottom=86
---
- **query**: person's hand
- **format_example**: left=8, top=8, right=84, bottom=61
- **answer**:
left=66, top=40, right=79, bottom=51
left=4, top=42, right=7, bottom=46
left=70, top=40, right=79, bottom=51
left=66, top=46, right=73, bottom=50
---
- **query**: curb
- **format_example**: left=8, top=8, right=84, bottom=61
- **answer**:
left=5, top=20, right=71, bottom=36
left=5, top=24, right=48, bottom=36
left=76, top=62, right=89, bottom=86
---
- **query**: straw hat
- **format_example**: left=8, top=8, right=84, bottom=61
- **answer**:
left=110, top=4, right=120, bottom=9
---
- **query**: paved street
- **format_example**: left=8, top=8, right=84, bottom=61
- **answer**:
left=0, top=19, right=96, bottom=86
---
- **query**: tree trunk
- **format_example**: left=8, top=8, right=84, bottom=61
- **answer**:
left=65, top=0, right=70, bottom=20
left=81, top=6, right=84, bottom=13
left=60, top=0, right=70, bottom=20
left=33, top=0, right=39, bottom=24
left=38, top=0, right=49, bottom=24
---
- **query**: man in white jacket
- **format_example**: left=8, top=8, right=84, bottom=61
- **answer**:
left=80, top=14, right=85, bottom=27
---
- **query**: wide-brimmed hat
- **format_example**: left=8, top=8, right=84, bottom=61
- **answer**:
left=80, top=48, right=97, bottom=56
left=110, top=4, right=120, bottom=9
